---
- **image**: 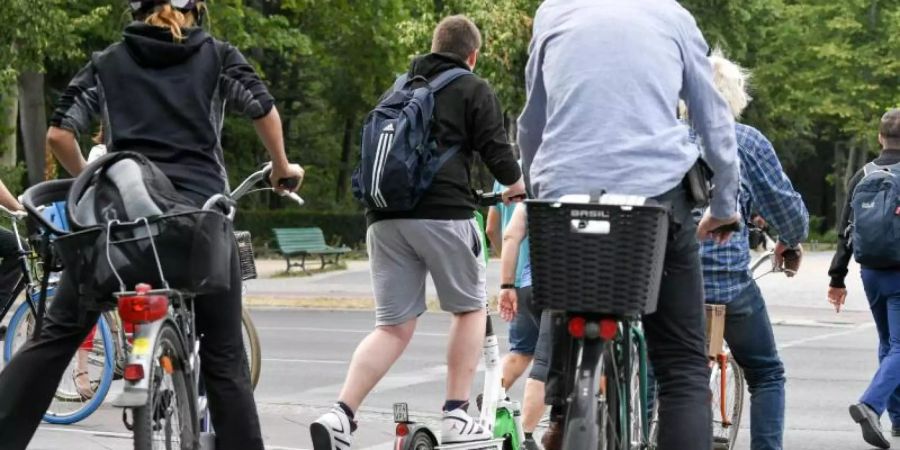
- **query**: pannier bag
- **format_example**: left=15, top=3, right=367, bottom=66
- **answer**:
left=56, top=151, right=233, bottom=311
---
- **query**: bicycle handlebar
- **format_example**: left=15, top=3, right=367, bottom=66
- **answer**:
left=476, top=190, right=525, bottom=208
left=228, top=162, right=305, bottom=207
left=0, top=204, right=27, bottom=221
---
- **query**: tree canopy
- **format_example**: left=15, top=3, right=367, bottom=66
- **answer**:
left=2, top=0, right=898, bottom=234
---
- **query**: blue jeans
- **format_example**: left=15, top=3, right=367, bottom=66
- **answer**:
left=859, top=268, right=900, bottom=427
left=722, top=282, right=785, bottom=450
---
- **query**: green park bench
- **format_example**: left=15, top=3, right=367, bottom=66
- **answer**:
left=272, top=227, right=351, bottom=273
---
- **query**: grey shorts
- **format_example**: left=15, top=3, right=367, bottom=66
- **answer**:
left=367, top=219, right=486, bottom=326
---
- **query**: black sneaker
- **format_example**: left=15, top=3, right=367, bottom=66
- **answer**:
left=520, top=437, right=540, bottom=450
left=849, top=403, right=891, bottom=449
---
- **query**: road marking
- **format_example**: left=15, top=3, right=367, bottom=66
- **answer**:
left=42, top=426, right=311, bottom=450
left=778, top=322, right=875, bottom=350
left=40, top=427, right=131, bottom=439
left=256, top=326, right=509, bottom=339
left=359, top=442, right=396, bottom=450
left=302, top=364, right=450, bottom=397
left=263, top=358, right=347, bottom=364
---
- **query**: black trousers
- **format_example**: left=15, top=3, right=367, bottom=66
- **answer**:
left=0, top=227, right=23, bottom=304
left=545, top=187, right=712, bottom=450
left=0, top=243, right=264, bottom=450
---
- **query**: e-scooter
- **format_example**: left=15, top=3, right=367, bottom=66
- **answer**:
left=393, top=200, right=525, bottom=450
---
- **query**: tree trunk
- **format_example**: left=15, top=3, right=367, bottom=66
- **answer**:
left=17, top=71, right=46, bottom=185
left=833, top=141, right=847, bottom=228
left=0, top=81, right=16, bottom=167
left=335, top=116, right=355, bottom=203
left=434, top=0, right=444, bottom=13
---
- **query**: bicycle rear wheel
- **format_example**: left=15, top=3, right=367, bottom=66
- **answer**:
left=241, top=307, right=262, bottom=390
left=710, top=354, right=744, bottom=450
left=133, top=322, right=198, bottom=450
left=4, top=297, right=115, bottom=424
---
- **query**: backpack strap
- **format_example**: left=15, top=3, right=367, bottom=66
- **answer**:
left=391, top=74, right=409, bottom=92
left=427, top=68, right=473, bottom=92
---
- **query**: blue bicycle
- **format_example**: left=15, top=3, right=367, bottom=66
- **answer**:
left=1, top=201, right=116, bottom=425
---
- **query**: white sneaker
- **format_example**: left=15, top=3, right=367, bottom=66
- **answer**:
left=441, top=408, right=492, bottom=444
left=310, top=406, right=354, bottom=450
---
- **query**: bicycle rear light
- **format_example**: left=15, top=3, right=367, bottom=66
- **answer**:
left=568, top=317, right=586, bottom=338
left=118, top=284, right=168, bottom=324
left=395, top=423, right=409, bottom=437
left=599, top=318, right=618, bottom=340
left=123, top=364, right=144, bottom=381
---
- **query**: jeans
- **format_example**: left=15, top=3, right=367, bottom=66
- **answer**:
left=0, top=227, right=23, bottom=304
left=722, top=282, right=785, bottom=450
left=859, top=268, right=900, bottom=427
left=545, top=186, right=712, bottom=450
left=0, top=240, right=264, bottom=450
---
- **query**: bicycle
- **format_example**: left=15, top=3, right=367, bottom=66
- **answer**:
left=526, top=194, right=668, bottom=450
left=0, top=202, right=117, bottom=425
left=112, top=164, right=300, bottom=449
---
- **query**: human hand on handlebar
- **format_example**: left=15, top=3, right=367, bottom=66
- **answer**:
left=697, top=212, right=741, bottom=245
left=498, top=288, right=518, bottom=322
left=269, top=163, right=304, bottom=194
left=501, top=177, right=527, bottom=205
left=775, top=242, right=802, bottom=277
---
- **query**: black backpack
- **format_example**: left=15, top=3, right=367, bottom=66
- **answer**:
left=55, top=151, right=233, bottom=310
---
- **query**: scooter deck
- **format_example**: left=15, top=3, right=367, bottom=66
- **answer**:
left=436, top=438, right=505, bottom=450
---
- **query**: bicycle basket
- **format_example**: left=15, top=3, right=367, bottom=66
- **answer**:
left=53, top=210, right=234, bottom=311
left=235, top=231, right=257, bottom=280
left=527, top=196, right=669, bottom=316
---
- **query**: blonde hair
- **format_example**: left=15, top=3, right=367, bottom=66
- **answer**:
left=708, top=48, right=752, bottom=119
left=144, top=3, right=204, bottom=42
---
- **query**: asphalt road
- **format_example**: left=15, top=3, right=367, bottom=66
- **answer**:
left=17, top=252, right=900, bottom=449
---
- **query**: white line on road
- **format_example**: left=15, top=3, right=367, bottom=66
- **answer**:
left=778, top=322, right=876, bottom=350
left=42, top=426, right=311, bottom=450
left=263, top=358, right=348, bottom=364
left=257, top=326, right=509, bottom=339
left=41, top=427, right=131, bottom=439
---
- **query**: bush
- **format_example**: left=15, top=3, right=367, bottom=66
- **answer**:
left=235, top=209, right=367, bottom=249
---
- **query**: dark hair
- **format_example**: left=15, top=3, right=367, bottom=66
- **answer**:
left=431, top=15, right=482, bottom=60
left=880, top=109, right=900, bottom=147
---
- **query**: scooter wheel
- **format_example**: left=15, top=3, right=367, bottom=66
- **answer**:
left=409, top=430, right=437, bottom=450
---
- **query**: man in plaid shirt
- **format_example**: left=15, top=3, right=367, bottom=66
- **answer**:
left=699, top=51, right=809, bottom=450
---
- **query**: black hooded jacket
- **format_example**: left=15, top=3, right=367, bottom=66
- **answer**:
left=50, top=23, right=274, bottom=203
left=366, top=53, right=521, bottom=225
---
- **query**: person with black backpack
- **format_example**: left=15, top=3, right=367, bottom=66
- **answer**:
left=310, top=15, right=525, bottom=450
left=0, top=1, right=302, bottom=449
left=828, top=109, right=900, bottom=449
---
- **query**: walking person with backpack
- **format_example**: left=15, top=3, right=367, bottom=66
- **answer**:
left=829, top=108, right=900, bottom=449
left=310, top=15, right=525, bottom=450
left=0, top=1, right=303, bottom=449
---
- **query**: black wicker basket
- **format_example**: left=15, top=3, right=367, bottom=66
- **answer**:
left=527, top=198, right=669, bottom=316
left=234, top=231, right=257, bottom=280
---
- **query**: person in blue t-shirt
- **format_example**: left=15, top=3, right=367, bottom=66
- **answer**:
left=489, top=199, right=552, bottom=450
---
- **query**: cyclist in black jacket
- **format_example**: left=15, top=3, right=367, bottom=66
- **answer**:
left=0, top=2, right=302, bottom=449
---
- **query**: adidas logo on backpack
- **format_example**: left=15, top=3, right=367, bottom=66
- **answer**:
left=351, top=68, right=471, bottom=211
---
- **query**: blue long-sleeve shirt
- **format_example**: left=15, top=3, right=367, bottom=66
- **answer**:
left=702, top=123, right=809, bottom=302
left=518, top=0, right=739, bottom=219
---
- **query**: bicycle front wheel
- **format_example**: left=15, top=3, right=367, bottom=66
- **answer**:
left=710, top=354, right=745, bottom=450
left=133, top=322, right=198, bottom=450
left=4, top=298, right=115, bottom=425
left=241, top=307, right=262, bottom=390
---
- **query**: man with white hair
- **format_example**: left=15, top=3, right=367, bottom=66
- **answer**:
left=700, top=50, right=809, bottom=450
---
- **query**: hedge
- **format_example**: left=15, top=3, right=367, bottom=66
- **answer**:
left=235, top=210, right=367, bottom=249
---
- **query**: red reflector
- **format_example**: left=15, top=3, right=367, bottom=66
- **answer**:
left=395, top=423, right=409, bottom=437
left=568, top=317, right=586, bottom=338
left=118, top=294, right=168, bottom=324
left=123, top=364, right=144, bottom=381
left=599, top=319, right=618, bottom=340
